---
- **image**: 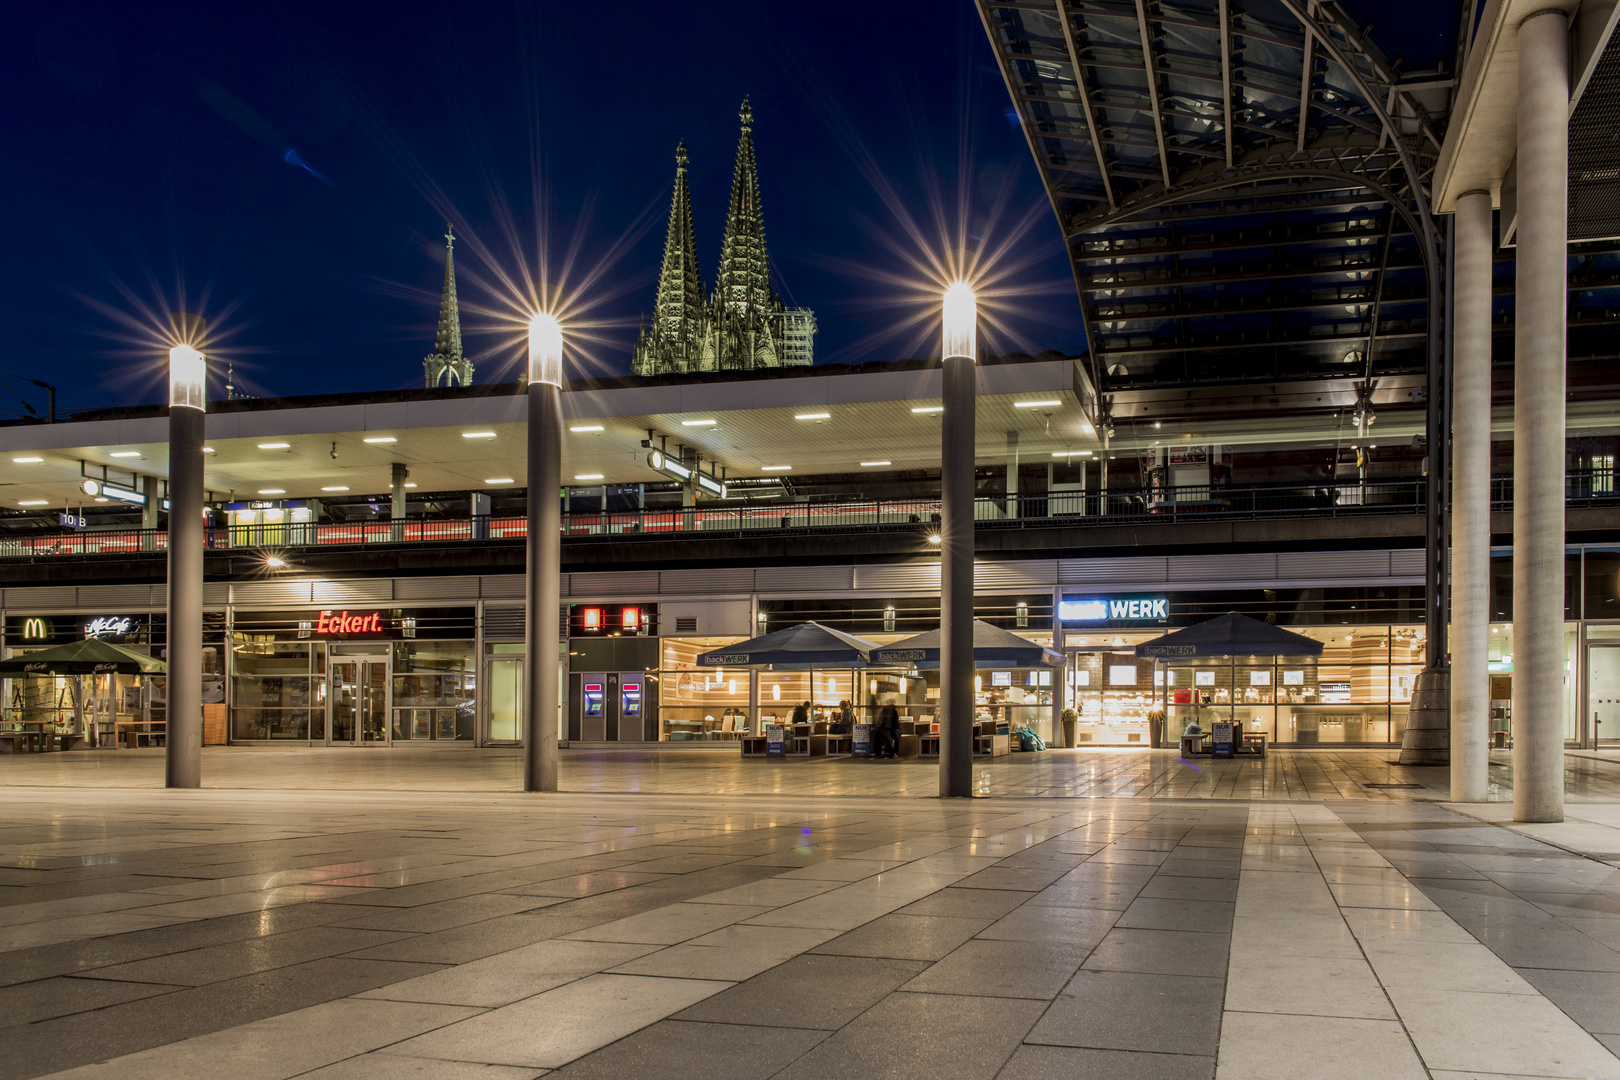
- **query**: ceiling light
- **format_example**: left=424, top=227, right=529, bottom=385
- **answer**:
left=761, top=465, right=792, bottom=472
left=11, top=457, right=41, bottom=463
left=570, top=425, right=605, bottom=433
left=462, top=431, right=497, bottom=440
left=265, top=556, right=287, bottom=568
left=911, top=406, right=944, bottom=414
left=94, top=497, right=109, bottom=502
left=927, top=534, right=942, bottom=543
left=1014, top=400, right=1062, bottom=409
left=1052, top=451, right=1094, bottom=457
left=404, top=483, right=417, bottom=488
left=321, top=486, right=349, bottom=492
left=18, top=500, right=47, bottom=506
left=109, top=451, right=141, bottom=458
left=575, top=474, right=604, bottom=481
left=860, top=461, right=890, bottom=467
left=202, top=447, right=215, bottom=453
left=1153, top=421, right=1162, bottom=429
left=258, top=442, right=290, bottom=450
left=363, top=436, right=397, bottom=444
left=795, top=412, right=830, bottom=420
left=681, top=419, right=717, bottom=426
left=258, top=489, right=285, bottom=495
left=485, top=478, right=514, bottom=484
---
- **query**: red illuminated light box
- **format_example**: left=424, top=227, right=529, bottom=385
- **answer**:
left=315, top=610, right=382, bottom=634
left=621, top=607, right=641, bottom=631
left=581, top=608, right=603, bottom=631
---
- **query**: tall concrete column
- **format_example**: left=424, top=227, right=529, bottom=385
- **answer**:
left=1512, top=9, right=1569, bottom=823
left=1451, top=190, right=1495, bottom=802
left=390, top=463, right=408, bottom=542
left=165, top=325, right=207, bottom=790
left=524, top=316, right=563, bottom=793
left=939, top=285, right=978, bottom=798
left=141, top=476, right=159, bottom=552
left=1005, top=431, right=1019, bottom=518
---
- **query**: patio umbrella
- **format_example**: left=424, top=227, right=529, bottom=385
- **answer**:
left=0, top=637, right=167, bottom=675
left=1133, top=612, right=1321, bottom=726
left=869, top=619, right=1064, bottom=669
left=695, top=622, right=881, bottom=669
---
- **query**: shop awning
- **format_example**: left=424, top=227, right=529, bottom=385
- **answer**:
left=1134, top=613, right=1324, bottom=659
left=695, top=622, right=882, bottom=669
left=870, top=620, right=1064, bottom=669
left=0, top=638, right=167, bottom=675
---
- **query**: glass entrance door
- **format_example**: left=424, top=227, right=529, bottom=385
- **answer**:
left=486, top=657, right=522, bottom=744
left=328, top=657, right=389, bottom=745
left=1591, top=644, right=1620, bottom=746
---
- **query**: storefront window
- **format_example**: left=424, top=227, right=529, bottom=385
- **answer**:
left=656, top=637, right=748, bottom=740
left=231, top=642, right=315, bottom=739
left=392, top=641, right=475, bottom=740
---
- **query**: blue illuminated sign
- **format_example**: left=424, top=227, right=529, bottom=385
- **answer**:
left=1059, top=597, right=1169, bottom=622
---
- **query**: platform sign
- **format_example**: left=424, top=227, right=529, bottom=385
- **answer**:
left=852, top=723, right=872, bottom=756
left=59, top=512, right=86, bottom=529
left=1211, top=721, right=1235, bottom=758
left=766, top=725, right=786, bottom=756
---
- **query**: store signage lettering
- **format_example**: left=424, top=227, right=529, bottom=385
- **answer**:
left=873, top=649, right=926, bottom=662
left=59, top=512, right=87, bottom=529
left=21, top=617, right=50, bottom=640
left=315, top=610, right=383, bottom=634
left=84, top=616, right=136, bottom=639
left=701, top=654, right=749, bottom=666
left=1059, top=597, right=1168, bottom=621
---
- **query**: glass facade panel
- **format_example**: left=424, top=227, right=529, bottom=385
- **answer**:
left=392, top=640, right=475, bottom=740
left=230, top=643, right=314, bottom=740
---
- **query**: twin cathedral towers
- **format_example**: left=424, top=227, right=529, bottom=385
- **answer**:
left=424, top=98, right=814, bottom=387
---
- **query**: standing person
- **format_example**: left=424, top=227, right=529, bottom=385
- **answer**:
left=878, top=702, right=900, bottom=758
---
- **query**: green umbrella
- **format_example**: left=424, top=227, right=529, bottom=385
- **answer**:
left=0, top=638, right=166, bottom=676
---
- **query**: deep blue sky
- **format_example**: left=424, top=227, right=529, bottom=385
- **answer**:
left=3, top=1, right=1455, bottom=416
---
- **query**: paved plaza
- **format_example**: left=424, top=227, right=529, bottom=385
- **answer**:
left=1, top=750, right=1620, bottom=1077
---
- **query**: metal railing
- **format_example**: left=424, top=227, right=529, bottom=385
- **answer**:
left=0, top=473, right=1613, bottom=560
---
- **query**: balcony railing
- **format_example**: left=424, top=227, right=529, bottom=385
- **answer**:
left=0, top=473, right=1613, bottom=561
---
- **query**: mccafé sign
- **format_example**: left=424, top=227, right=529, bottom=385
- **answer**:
left=315, top=610, right=383, bottom=634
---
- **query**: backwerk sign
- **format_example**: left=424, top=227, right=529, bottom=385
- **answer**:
left=1058, top=597, right=1169, bottom=622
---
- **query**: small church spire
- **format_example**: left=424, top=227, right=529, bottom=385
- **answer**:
left=653, top=142, right=705, bottom=343
left=717, top=97, right=773, bottom=318
left=424, top=223, right=472, bottom=388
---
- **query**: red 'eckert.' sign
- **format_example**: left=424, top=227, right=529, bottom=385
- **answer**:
left=316, top=610, right=383, bottom=634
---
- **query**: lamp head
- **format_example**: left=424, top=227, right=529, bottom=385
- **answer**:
left=528, top=313, right=563, bottom=386
left=941, top=282, right=977, bottom=362
left=169, top=345, right=206, bottom=411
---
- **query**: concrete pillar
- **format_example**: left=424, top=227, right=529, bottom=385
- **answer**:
left=1451, top=190, right=1495, bottom=802
left=524, top=381, right=562, bottom=792
left=141, top=476, right=159, bottom=551
left=940, top=352, right=976, bottom=798
left=390, top=463, right=408, bottom=541
left=165, top=410, right=204, bottom=787
left=1005, top=431, right=1019, bottom=518
left=1512, top=9, right=1569, bottom=823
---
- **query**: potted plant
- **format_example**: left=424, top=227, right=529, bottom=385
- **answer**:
left=1060, top=708, right=1077, bottom=748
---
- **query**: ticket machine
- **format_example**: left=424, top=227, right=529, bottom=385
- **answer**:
left=567, top=671, right=657, bottom=742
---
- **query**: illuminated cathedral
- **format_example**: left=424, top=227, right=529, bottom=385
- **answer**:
left=631, top=99, right=815, bottom=376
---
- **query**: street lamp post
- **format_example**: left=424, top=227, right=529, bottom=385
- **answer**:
left=525, top=314, right=563, bottom=792
left=166, top=338, right=206, bottom=788
left=939, top=283, right=976, bottom=798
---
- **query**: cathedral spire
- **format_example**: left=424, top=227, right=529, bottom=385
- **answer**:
left=653, top=142, right=705, bottom=340
left=424, top=224, right=472, bottom=387
left=716, top=97, right=773, bottom=317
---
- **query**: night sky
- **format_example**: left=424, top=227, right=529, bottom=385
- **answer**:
left=4, top=1, right=1454, bottom=417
